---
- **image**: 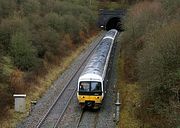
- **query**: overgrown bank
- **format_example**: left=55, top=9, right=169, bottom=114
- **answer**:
left=1, top=35, right=99, bottom=127
left=0, top=0, right=98, bottom=124
left=118, top=0, right=180, bottom=127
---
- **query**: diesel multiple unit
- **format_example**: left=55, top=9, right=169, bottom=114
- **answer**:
left=77, top=29, right=118, bottom=109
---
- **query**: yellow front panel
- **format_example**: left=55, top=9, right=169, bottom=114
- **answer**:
left=77, top=95, right=103, bottom=103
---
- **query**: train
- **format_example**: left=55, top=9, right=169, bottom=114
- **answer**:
left=77, top=29, right=118, bottom=109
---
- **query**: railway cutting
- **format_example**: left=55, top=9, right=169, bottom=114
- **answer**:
left=17, top=30, right=121, bottom=128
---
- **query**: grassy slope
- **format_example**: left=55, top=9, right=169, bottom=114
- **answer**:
left=117, top=0, right=180, bottom=127
left=1, top=33, right=98, bottom=128
left=117, top=50, right=142, bottom=128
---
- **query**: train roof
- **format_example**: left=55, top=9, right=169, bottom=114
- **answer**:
left=104, top=29, right=118, bottom=39
left=79, top=74, right=102, bottom=82
left=80, top=37, right=113, bottom=79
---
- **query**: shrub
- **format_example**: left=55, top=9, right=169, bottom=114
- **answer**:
left=0, top=57, right=13, bottom=119
left=0, top=87, right=13, bottom=120
left=0, top=0, right=98, bottom=121
left=0, top=56, right=13, bottom=83
left=137, top=22, right=180, bottom=128
left=10, top=32, right=38, bottom=71
left=121, top=0, right=180, bottom=127
left=121, top=1, right=163, bottom=82
left=21, top=0, right=40, bottom=16
left=39, top=28, right=60, bottom=56
left=0, top=16, right=29, bottom=51
left=162, top=0, right=180, bottom=15
left=9, top=69, right=25, bottom=93
left=0, top=0, right=16, bottom=19
left=44, top=12, right=63, bottom=32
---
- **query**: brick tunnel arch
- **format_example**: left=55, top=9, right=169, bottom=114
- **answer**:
left=106, top=17, right=122, bottom=31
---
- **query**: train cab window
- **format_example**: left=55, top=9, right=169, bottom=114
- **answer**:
left=91, top=82, right=101, bottom=92
left=79, top=81, right=102, bottom=95
left=79, top=82, right=90, bottom=92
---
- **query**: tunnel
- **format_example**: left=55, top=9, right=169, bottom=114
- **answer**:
left=106, top=17, right=122, bottom=31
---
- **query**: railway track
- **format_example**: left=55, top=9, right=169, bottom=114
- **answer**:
left=35, top=32, right=105, bottom=128
left=55, top=33, right=119, bottom=128
left=75, top=110, right=84, bottom=128
left=74, top=37, right=119, bottom=128
left=76, top=110, right=99, bottom=128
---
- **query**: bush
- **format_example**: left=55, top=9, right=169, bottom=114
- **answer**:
left=121, top=1, right=164, bottom=82
left=121, top=0, right=180, bottom=127
left=10, top=32, right=38, bottom=71
left=21, top=0, right=40, bottom=16
left=44, top=12, right=63, bottom=32
left=162, top=0, right=180, bottom=15
left=40, top=28, right=60, bottom=55
left=137, top=22, right=180, bottom=127
left=0, top=0, right=16, bottom=19
left=0, top=57, right=13, bottom=120
left=0, top=87, right=13, bottom=120
left=0, top=0, right=98, bottom=121
left=0, top=16, right=29, bottom=51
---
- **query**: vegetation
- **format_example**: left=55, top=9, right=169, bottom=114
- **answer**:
left=1, top=38, right=96, bottom=127
left=119, top=0, right=180, bottom=127
left=0, top=0, right=98, bottom=124
left=1, top=0, right=178, bottom=127
left=98, top=0, right=145, bottom=9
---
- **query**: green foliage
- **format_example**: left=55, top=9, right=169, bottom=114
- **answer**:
left=44, top=13, right=63, bottom=32
left=0, top=56, right=14, bottom=119
left=121, top=1, right=165, bottom=82
left=10, top=32, right=38, bottom=71
left=21, top=0, right=40, bottom=16
left=0, top=16, right=30, bottom=52
left=0, top=0, right=98, bottom=120
left=97, top=0, right=146, bottom=9
left=122, top=1, right=163, bottom=43
left=138, top=24, right=180, bottom=123
left=0, top=86, right=13, bottom=118
left=120, top=0, right=180, bottom=127
left=0, top=56, right=14, bottom=83
left=162, top=0, right=180, bottom=15
left=39, top=27, right=61, bottom=57
left=0, top=0, right=16, bottom=18
left=61, top=15, right=81, bottom=40
left=0, top=0, right=97, bottom=66
left=61, top=0, right=98, bottom=7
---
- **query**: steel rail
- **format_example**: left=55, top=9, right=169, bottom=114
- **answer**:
left=36, top=32, right=104, bottom=128
left=75, top=110, right=99, bottom=128
left=75, top=110, right=84, bottom=128
left=53, top=88, right=77, bottom=127
left=93, top=111, right=99, bottom=128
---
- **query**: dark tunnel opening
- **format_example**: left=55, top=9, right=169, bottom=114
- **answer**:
left=106, top=17, right=122, bottom=31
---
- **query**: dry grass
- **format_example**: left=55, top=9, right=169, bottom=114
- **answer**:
left=118, top=0, right=180, bottom=127
left=0, top=33, right=98, bottom=128
left=117, top=54, right=143, bottom=128
left=118, top=83, right=142, bottom=128
left=130, top=1, right=162, bottom=18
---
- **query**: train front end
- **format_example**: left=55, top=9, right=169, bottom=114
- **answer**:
left=77, top=74, right=104, bottom=109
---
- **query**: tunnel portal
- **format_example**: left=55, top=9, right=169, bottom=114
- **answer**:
left=98, top=9, right=125, bottom=31
left=106, top=17, right=121, bottom=31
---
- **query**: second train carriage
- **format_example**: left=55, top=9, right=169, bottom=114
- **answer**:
left=77, top=29, right=118, bottom=109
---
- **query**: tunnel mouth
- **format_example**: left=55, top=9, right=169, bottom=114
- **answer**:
left=106, top=17, right=122, bottom=31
